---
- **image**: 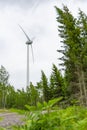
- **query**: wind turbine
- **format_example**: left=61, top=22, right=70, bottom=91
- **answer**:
left=19, top=25, right=34, bottom=90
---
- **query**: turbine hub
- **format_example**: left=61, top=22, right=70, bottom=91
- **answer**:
left=26, top=40, right=33, bottom=45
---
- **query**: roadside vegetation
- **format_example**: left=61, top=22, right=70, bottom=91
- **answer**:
left=0, top=5, right=87, bottom=130
left=3, top=99, right=87, bottom=130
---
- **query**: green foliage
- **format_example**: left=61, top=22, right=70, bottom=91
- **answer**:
left=0, top=64, right=65, bottom=110
left=25, top=106, right=87, bottom=130
left=25, top=105, right=36, bottom=111
left=40, top=70, right=50, bottom=102
left=49, top=64, right=66, bottom=99
left=9, top=108, right=26, bottom=115
left=42, top=97, right=63, bottom=112
left=0, top=117, right=3, bottom=121
left=27, top=82, right=40, bottom=106
left=55, top=5, right=87, bottom=105
left=0, top=127, right=5, bottom=130
left=24, top=98, right=62, bottom=130
left=0, top=98, right=86, bottom=130
left=0, top=65, right=9, bottom=108
left=12, top=104, right=87, bottom=130
left=1, top=5, right=87, bottom=129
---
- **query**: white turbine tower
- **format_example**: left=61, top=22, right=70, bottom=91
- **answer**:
left=19, top=25, right=34, bottom=90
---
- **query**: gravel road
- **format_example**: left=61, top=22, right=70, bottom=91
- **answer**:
left=0, top=112, right=25, bottom=129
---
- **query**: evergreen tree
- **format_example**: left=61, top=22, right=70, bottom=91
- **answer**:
left=6, top=85, right=16, bottom=108
left=76, top=10, right=87, bottom=105
left=49, top=64, right=65, bottom=99
left=29, top=82, right=39, bottom=106
left=55, top=6, right=87, bottom=105
left=41, top=70, right=49, bottom=102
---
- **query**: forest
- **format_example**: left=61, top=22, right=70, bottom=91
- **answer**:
left=0, top=5, right=87, bottom=130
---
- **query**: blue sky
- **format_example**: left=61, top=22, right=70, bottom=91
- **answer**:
left=0, top=0, right=86, bottom=89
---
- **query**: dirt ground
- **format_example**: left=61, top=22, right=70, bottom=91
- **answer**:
left=0, top=112, right=25, bottom=129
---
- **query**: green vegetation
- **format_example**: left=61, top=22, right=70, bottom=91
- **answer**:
left=0, top=128, right=5, bottom=130
left=55, top=5, right=87, bottom=105
left=0, top=4, right=87, bottom=130
left=0, top=64, right=65, bottom=109
left=9, top=108, right=26, bottom=115
left=9, top=99, right=87, bottom=130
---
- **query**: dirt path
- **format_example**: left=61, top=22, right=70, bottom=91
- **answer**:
left=0, top=112, right=25, bottom=129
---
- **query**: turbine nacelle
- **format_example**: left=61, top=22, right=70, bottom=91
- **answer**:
left=26, top=40, right=33, bottom=45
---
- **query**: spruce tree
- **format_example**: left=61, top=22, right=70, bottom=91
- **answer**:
left=55, top=6, right=87, bottom=105
left=41, top=70, right=49, bottom=102
left=49, top=64, right=65, bottom=99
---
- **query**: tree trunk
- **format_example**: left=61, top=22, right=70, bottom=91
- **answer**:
left=77, top=69, right=83, bottom=106
left=81, top=70, right=87, bottom=106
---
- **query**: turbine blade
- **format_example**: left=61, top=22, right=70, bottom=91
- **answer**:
left=31, top=44, right=34, bottom=63
left=18, top=24, right=30, bottom=41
